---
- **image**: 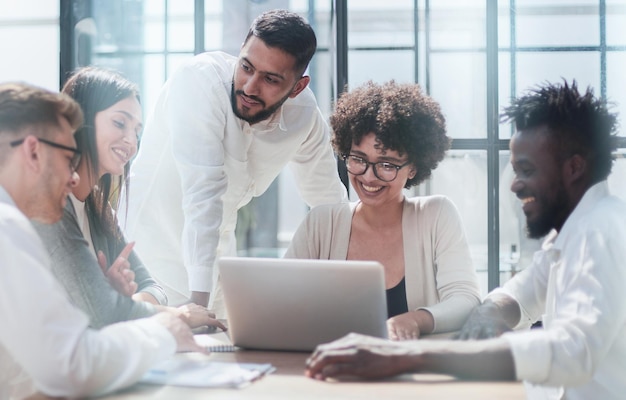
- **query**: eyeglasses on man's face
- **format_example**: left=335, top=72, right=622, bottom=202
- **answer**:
left=343, top=154, right=411, bottom=182
left=10, top=137, right=82, bottom=172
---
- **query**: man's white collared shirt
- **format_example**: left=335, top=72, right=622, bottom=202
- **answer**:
left=493, top=181, right=626, bottom=399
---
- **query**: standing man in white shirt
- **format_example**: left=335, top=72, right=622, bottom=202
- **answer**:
left=0, top=82, right=203, bottom=399
left=124, top=9, right=347, bottom=314
left=304, top=80, right=626, bottom=400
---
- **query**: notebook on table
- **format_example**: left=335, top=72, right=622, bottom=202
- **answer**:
left=218, top=257, right=388, bottom=352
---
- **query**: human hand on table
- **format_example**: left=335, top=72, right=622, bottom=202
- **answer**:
left=173, top=303, right=227, bottom=331
left=305, top=333, right=422, bottom=381
left=387, top=312, right=421, bottom=340
left=387, top=309, right=435, bottom=340
left=151, top=312, right=208, bottom=354
left=453, top=302, right=512, bottom=340
left=98, top=242, right=137, bottom=297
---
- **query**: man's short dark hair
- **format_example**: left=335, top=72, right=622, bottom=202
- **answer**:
left=243, top=9, right=317, bottom=76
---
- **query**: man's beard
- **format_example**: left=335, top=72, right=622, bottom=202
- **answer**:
left=525, top=185, right=568, bottom=239
left=30, top=167, right=65, bottom=224
left=230, top=82, right=292, bottom=125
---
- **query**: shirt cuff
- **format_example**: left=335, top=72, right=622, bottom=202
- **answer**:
left=187, top=265, right=213, bottom=293
left=502, top=329, right=552, bottom=383
left=139, top=286, right=168, bottom=305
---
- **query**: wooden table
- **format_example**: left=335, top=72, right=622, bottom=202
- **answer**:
left=99, top=332, right=526, bottom=400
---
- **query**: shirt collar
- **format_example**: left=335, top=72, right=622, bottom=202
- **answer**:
left=0, top=185, right=17, bottom=208
left=551, top=180, right=610, bottom=249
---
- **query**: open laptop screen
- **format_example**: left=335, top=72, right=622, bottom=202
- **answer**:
left=218, top=257, right=388, bottom=351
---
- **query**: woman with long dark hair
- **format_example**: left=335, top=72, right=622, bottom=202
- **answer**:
left=33, top=67, right=225, bottom=331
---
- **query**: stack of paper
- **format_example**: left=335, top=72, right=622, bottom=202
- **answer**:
left=140, top=358, right=275, bottom=388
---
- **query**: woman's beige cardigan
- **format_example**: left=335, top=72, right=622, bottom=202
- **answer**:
left=285, top=195, right=481, bottom=333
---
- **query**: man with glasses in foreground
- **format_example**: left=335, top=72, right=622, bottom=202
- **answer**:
left=0, top=82, right=204, bottom=399
left=9, top=136, right=82, bottom=171
left=305, top=81, right=626, bottom=399
left=285, top=80, right=481, bottom=340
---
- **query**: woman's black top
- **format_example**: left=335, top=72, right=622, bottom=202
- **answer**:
left=386, top=276, right=408, bottom=318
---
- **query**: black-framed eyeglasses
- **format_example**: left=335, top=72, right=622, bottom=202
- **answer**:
left=10, top=137, right=82, bottom=172
left=343, top=154, right=411, bottom=182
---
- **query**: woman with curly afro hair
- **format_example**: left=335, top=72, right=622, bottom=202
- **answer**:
left=285, top=81, right=480, bottom=340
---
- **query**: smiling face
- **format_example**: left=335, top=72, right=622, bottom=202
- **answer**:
left=231, top=36, right=308, bottom=124
left=510, top=125, right=570, bottom=238
left=93, top=96, right=142, bottom=178
left=348, top=132, right=415, bottom=208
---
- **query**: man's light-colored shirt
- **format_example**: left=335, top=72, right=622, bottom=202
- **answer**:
left=494, top=181, right=626, bottom=399
left=0, top=186, right=176, bottom=399
left=124, top=51, right=347, bottom=310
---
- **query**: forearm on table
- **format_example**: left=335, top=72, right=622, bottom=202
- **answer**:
left=412, top=309, right=435, bottom=335
left=131, top=269, right=167, bottom=305
left=417, top=338, right=516, bottom=381
left=425, top=294, right=480, bottom=333
left=55, top=260, right=154, bottom=327
left=132, top=291, right=160, bottom=305
left=129, top=256, right=167, bottom=304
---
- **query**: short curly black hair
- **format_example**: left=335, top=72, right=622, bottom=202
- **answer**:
left=501, top=79, right=619, bottom=183
left=331, top=80, right=450, bottom=188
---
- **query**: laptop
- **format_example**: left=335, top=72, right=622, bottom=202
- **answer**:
left=218, top=257, right=388, bottom=352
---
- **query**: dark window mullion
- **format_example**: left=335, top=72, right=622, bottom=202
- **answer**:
left=486, top=0, right=500, bottom=291
left=163, top=0, right=169, bottom=81
left=334, top=0, right=349, bottom=194
left=414, top=0, right=419, bottom=84
left=600, top=0, right=607, bottom=98
left=194, top=0, right=204, bottom=55
left=425, top=0, right=431, bottom=93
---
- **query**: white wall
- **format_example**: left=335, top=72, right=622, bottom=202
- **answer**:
left=0, top=1, right=60, bottom=90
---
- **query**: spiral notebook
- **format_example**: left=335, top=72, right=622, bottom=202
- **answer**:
left=218, top=257, right=388, bottom=352
left=194, top=330, right=238, bottom=353
left=205, top=344, right=237, bottom=352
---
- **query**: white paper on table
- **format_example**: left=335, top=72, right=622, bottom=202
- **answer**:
left=140, top=358, right=275, bottom=388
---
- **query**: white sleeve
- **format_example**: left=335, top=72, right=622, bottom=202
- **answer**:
left=418, top=197, right=481, bottom=332
left=504, top=228, right=626, bottom=386
left=167, top=62, right=230, bottom=293
left=0, top=216, right=176, bottom=398
left=491, top=242, right=552, bottom=329
left=289, top=109, right=348, bottom=207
